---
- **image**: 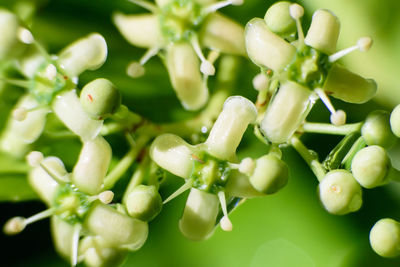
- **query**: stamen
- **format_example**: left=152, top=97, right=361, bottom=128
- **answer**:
left=163, top=179, right=193, bottom=204
left=329, top=37, right=373, bottom=62
left=289, top=4, right=305, bottom=42
left=4, top=208, right=56, bottom=235
left=12, top=107, right=28, bottom=121
left=128, top=0, right=158, bottom=13
left=127, top=47, right=159, bottom=78
left=45, top=64, right=57, bottom=80
left=88, top=190, right=114, bottom=204
left=71, top=223, right=82, bottom=267
left=39, top=161, right=69, bottom=183
left=217, top=191, right=232, bottom=231
left=252, top=73, right=269, bottom=91
left=190, top=35, right=215, bottom=76
left=17, top=28, right=34, bottom=44
left=0, top=77, right=31, bottom=89
left=330, top=109, right=347, bottom=126
left=315, top=88, right=336, bottom=114
left=26, top=151, right=44, bottom=167
left=238, top=157, right=255, bottom=175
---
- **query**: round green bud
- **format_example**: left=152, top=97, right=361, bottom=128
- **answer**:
left=85, top=203, right=148, bottom=251
left=80, top=78, right=121, bottom=119
left=179, top=188, right=219, bottom=241
left=125, top=185, right=162, bottom=221
left=362, top=110, right=396, bottom=149
left=318, top=170, right=362, bottom=215
left=323, top=64, right=377, bottom=104
left=351, top=146, right=391, bottom=189
left=264, top=1, right=296, bottom=37
left=80, top=236, right=127, bottom=267
left=249, top=154, right=289, bottom=194
left=390, top=104, right=400, bottom=138
left=370, top=218, right=400, bottom=258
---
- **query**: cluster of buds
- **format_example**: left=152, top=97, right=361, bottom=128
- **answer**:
left=150, top=96, right=288, bottom=240
left=113, top=0, right=246, bottom=110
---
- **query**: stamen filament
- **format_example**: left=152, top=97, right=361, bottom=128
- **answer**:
left=202, top=1, right=233, bottom=15
left=329, top=45, right=358, bottom=62
left=218, top=191, right=233, bottom=231
left=0, top=77, right=31, bottom=89
left=190, top=35, right=215, bottom=76
left=315, top=88, right=336, bottom=114
left=39, top=161, right=69, bottom=183
left=25, top=207, right=56, bottom=225
left=163, top=179, right=193, bottom=204
left=289, top=4, right=305, bottom=43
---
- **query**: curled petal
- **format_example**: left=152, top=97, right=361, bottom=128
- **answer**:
left=58, top=33, right=107, bottom=77
left=113, top=13, right=163, bottom=49
left=0, top=9, right=26, bottom=59
left=51, top=216, right=74, bottom=260
left=200, top=13, right=246, bottom=56
left=245, top=18, right=295, bottom=71
left=166, top=42, right=208, bottom=110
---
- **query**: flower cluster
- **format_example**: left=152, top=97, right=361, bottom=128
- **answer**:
left=1, top=1, right=400, bottom=266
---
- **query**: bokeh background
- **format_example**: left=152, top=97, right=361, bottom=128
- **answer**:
left=1, top=0, right=400, bottom=266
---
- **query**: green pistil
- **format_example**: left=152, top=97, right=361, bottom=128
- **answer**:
left=29, top=61, right=75, bottom=105
left=159, top=0, right=204, bottom=42
left=53, top=184, right=93, bottom=224
left=190, top=151, right=231, bottom=194
left=284, top=45, right=331, bottom=89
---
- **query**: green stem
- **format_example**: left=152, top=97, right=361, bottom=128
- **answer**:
left=341, top=136, right=367, bottom=170
left=301, top=122, right=363, bottom=135
left=290, top=136, right=326, bottom=182
left=103, top=135, right=149, bottom=189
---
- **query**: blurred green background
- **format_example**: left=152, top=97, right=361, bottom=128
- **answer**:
left=1, top=0, right=400, bottom=266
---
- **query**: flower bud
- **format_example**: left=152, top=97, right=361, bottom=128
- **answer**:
left=305, top=9, right=340, bottom=54
left=29, top=157, right=66, bottom=205
left=318, top=170, right=362, bottom=215
left=245, top=18, right=296, bottom=71
left=225, top=170, right=264, bottom=198
left=200, top=13, right=246, bottom=56
left=150, top=134, right=195, bottom=178
left=205, top=96, right=257, bottom=161
left=52, top=90, right=103, bottom=141
left=0, top=9, right=25, bottom=59
left=85, top=204, right=148, bottom=251
left=125, top=185, right=162, bottom=221
left=166, top=42, right=208, bottom=110
left=58, top=33, right=107, bottom=77
left=80, top=78, right=121, bottom=119
left=390, top=104, right=400, bottom=138
left=370, top=218, right=400, bottom=258
left=351, top=146, right=391, bottom=189
left=80, top=236, right=127, bottom=267
left=72, top=136, right=112, bottom=195
left=249, top=154, right=289, bottom=194
left=361, top=110, right=396, bottom=149
left=179, top=188, right=219, bottom=241
left=260, top=81, right=313, bottom=144
left=113, top=13, right=163, bottom=49
left=323, top=64, right=377, bottom=104
left=51, top=216, right=74, bottom=260
left=264, top=1, right=296, bottom=37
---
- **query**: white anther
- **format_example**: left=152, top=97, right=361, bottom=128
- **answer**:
left=217, top=191, right=233, bottom=232
left=229, top=0, right=244, bottom=6
left=17, top=28, right=34, bottom=44
left=252, top=73, right=269, bottom=91
left=3, top=217, right=26, bottom=235
left=12, top=107, right=28, bottom=121
left=220, top=215, right=233, bottom=231
left=357, top=37, right=373, bottom=52
left=289, top=4, right=304, bottom=20
left=239, top=157, right=255, bottom=175
left=200, top=60, right=216, bottom=76
left=45, top=64, right=57, bottom=80
left=26, top=151, right=44, bottom=167
left=330, top=109, right=347, bottom=126
left=98, top=190, right=114, bottom=204
left=126, top=61, right=145, bottom=78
